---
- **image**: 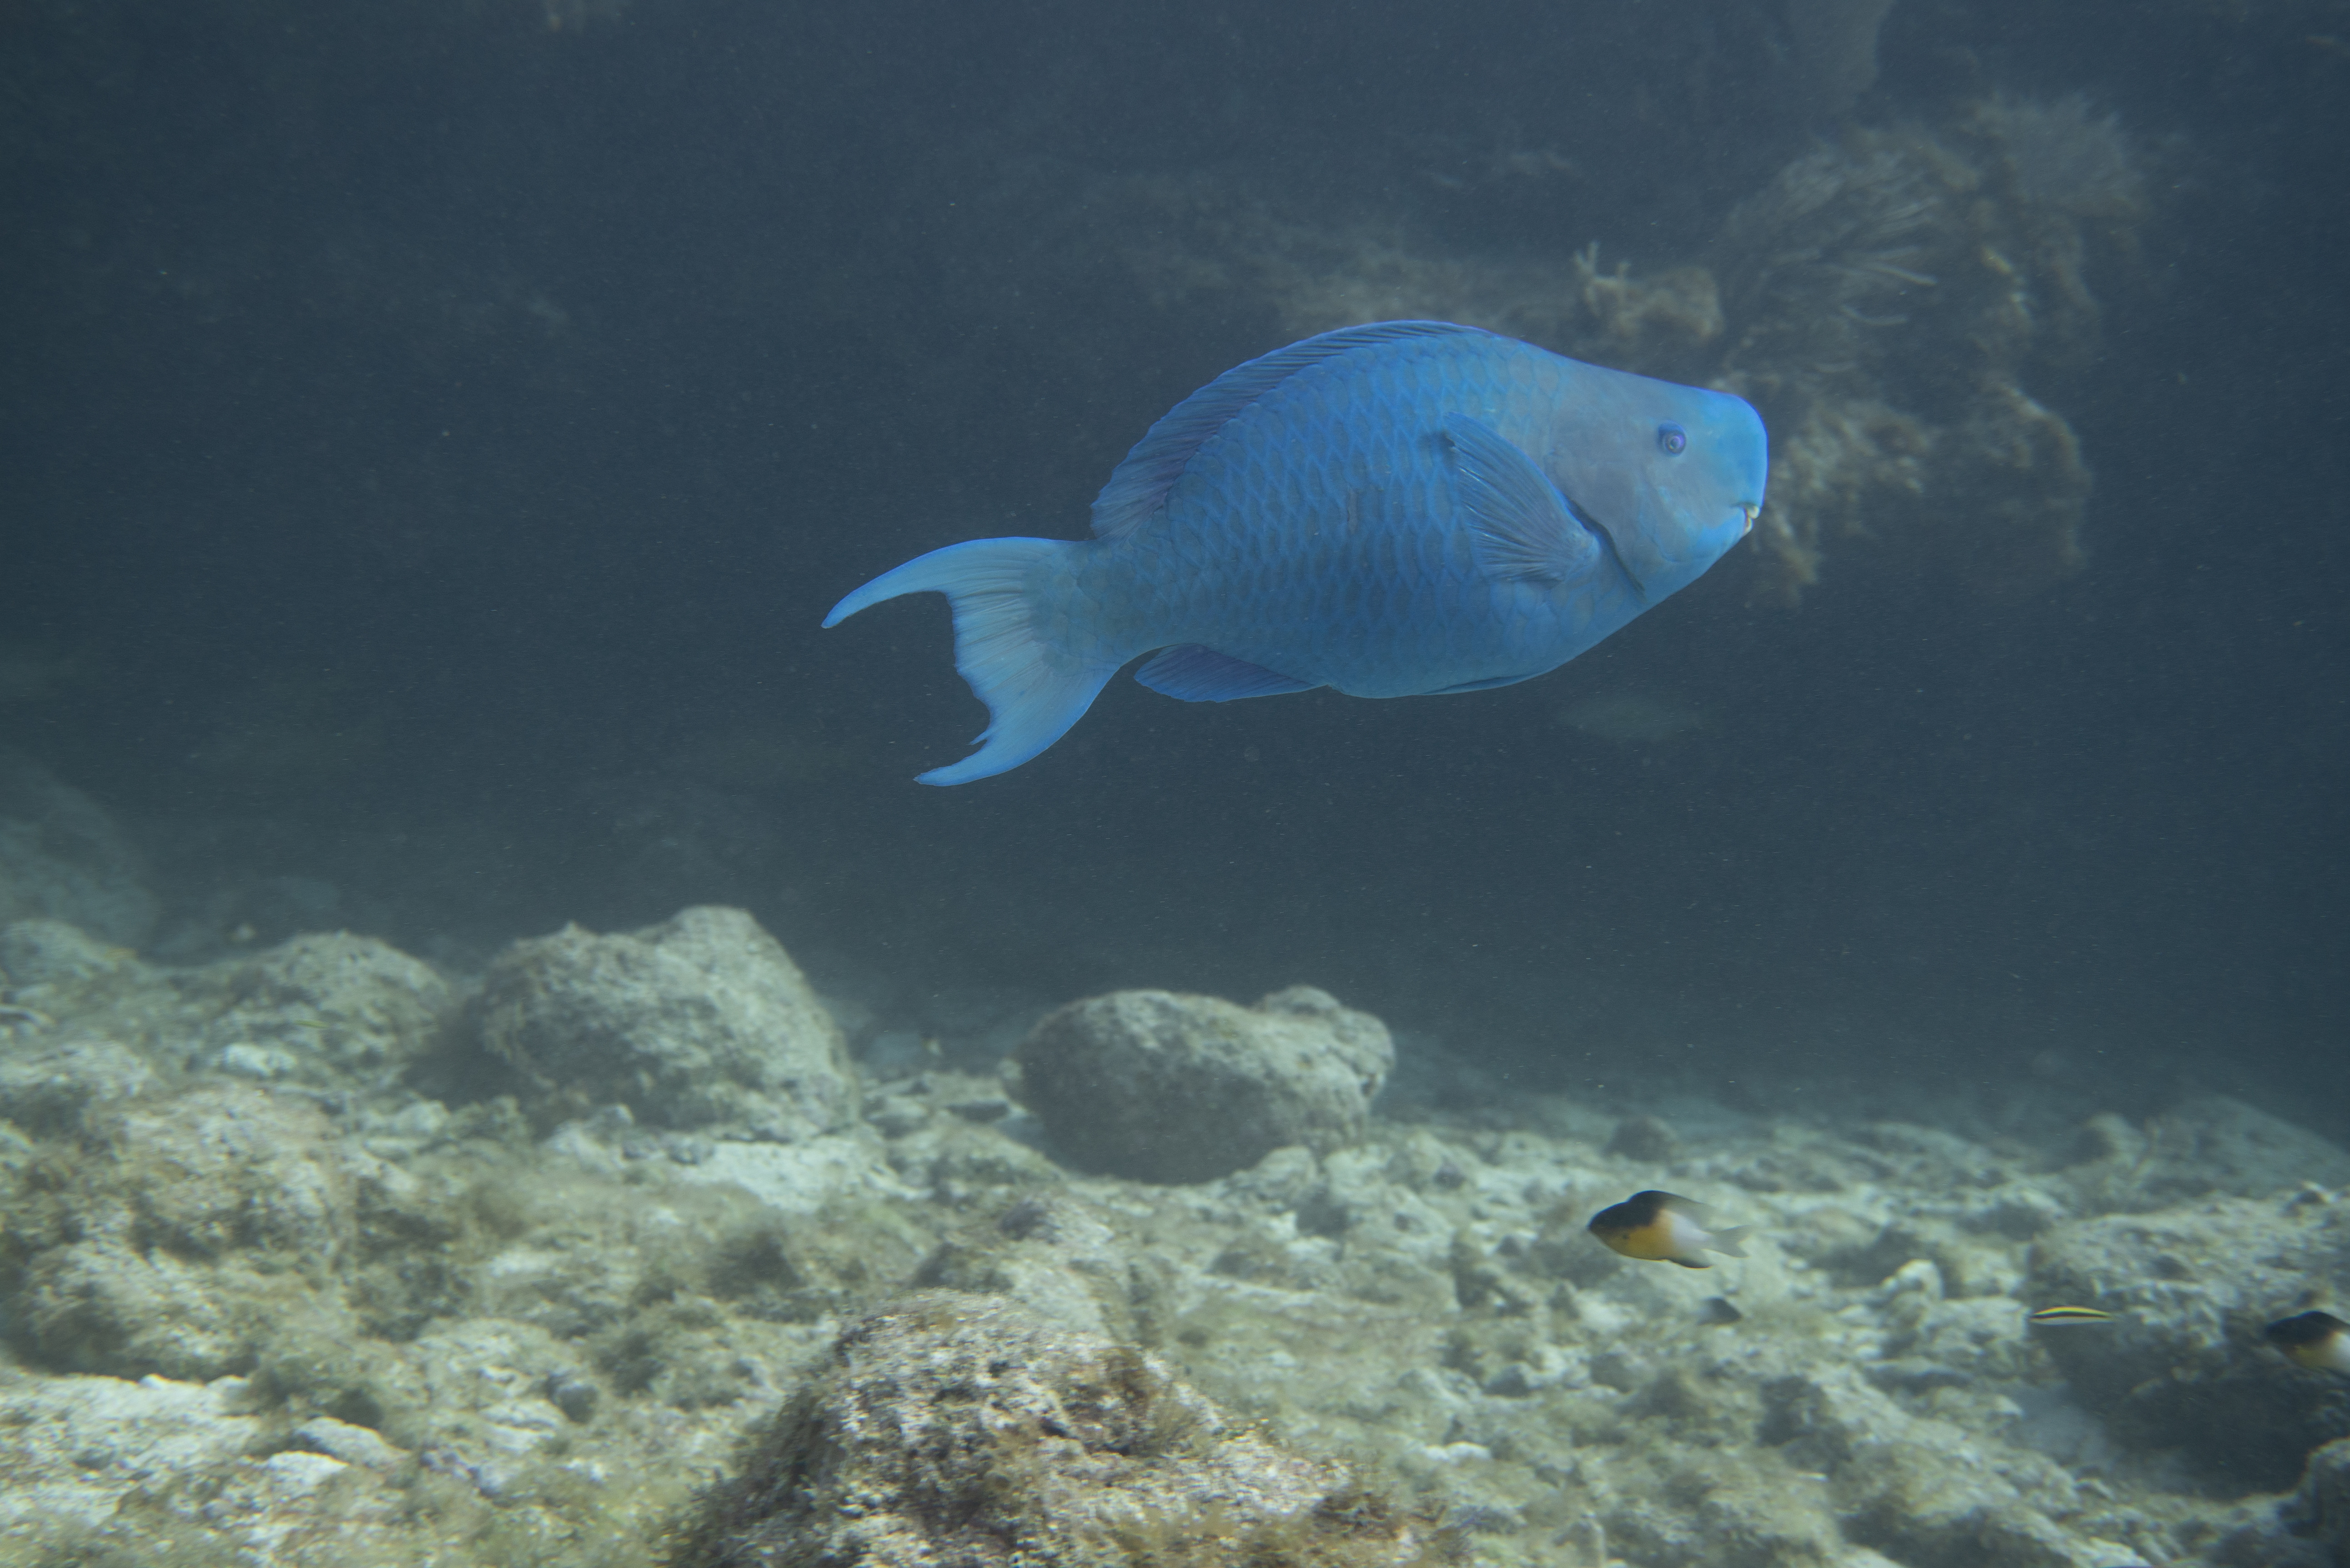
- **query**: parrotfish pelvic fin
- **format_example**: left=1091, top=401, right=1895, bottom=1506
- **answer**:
left=822, top=537, right=1111, bottom=785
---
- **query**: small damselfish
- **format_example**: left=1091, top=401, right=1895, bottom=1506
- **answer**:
left=1587, top=1190, right=1750, bottom=1270
left=825, top=321, right=1768, bottom=783
left=2265, top=1309, right=2350, bottom=1374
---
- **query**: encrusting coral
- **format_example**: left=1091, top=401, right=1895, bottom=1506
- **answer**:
left=1711, top=98, right=2144, bottom=601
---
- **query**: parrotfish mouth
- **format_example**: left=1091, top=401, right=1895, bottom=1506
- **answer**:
left=1740, top=503, right=1760, bottom=536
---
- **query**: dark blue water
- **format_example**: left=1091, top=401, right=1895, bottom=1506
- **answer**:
left=3, top=0, right=2343, bottom=1120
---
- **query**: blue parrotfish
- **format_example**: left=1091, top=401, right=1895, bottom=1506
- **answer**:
left=824, top=320, right=1768, bottom=784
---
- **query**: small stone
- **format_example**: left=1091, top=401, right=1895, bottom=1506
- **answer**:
left=1606, top=1114, right=1682, bottom=1162
left=292, top=1415, right=407, bottom=1473
left=214, top=1041, right=303, bottom=1080
left=865, top=1093, right=931, bottom=1137
left=544, top=1369, right=599, bottom=1423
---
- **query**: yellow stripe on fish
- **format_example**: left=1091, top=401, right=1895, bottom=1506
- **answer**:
left=2026, top=1305, right=2117, bottom=1326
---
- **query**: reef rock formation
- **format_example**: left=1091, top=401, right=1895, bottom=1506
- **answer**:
left=1712, top=96, right=2144, bottom=602
left=2024, top=1182, right=2350, bottom=1492
left=668, top=1290, right=1446, bottom=1568
left=15, top=1083, right=385, bottom=1380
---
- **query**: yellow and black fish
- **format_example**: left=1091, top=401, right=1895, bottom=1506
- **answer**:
left=1587, top=1190, right=1748, bottom=1270
left=2265, top=1310, right=2350, bottom=1374
left=2026, top=1305, right=2117, bottom=1327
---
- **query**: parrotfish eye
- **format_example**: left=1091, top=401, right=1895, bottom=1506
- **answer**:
left=1657, top=422, right=1688, bottom=456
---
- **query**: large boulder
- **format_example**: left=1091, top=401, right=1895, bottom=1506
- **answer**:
left=1015, top=985, right=1393, bottom=1183
left=2209, top=1436, right=2350, bottom=1567
left=463, top=905, right=857, bottom=1141
left=178, top=930, right=454, bottom=1091
left=0, top=754, right=158, bottom=948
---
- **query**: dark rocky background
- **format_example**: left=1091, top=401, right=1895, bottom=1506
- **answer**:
left=2, top=0, right=2344, bottom=1118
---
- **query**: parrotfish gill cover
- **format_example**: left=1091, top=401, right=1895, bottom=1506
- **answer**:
left=824, top=321, right=1768, bottom=784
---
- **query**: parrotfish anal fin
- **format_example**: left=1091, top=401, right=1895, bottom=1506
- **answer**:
left=822, top=537, right=1111, bottom=786
left=1442, top=413, right=1603, bottom=584
left=1136, top=645, right=1316, bottom=702
left=1090, top=322, right=1489, bottom=541
left=1432, top=671, right=1540, bottom=694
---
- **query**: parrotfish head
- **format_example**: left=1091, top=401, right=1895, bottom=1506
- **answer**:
left=1535, top=368, right=1769, bottom=604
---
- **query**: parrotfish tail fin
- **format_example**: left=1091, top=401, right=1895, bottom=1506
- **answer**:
left=823, top=537, right=1111, bottom=786
left=1708, top=1226, right=1751, bottom=1259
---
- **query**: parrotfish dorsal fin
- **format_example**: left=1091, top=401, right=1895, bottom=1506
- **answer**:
left=1090, top=321, right=1487, bottom=541
left=1442, top=413, right=1603, bottom=584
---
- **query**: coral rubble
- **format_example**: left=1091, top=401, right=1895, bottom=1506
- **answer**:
left=4, top=898, right=2348, bottom=1567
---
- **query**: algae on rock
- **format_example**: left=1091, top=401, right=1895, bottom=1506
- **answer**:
left=668, top=1290, right=1453, bottom=1568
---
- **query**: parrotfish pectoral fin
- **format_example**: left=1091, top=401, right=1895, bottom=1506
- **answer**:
left=1441, top=413, right=1602, bottom=584
left=822, top=537, right=1111, bottom=785
left=1135, top=644, right=1316, bottom=702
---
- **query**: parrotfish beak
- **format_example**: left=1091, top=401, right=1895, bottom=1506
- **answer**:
left=1740, top=503, right=1760, bottom=537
